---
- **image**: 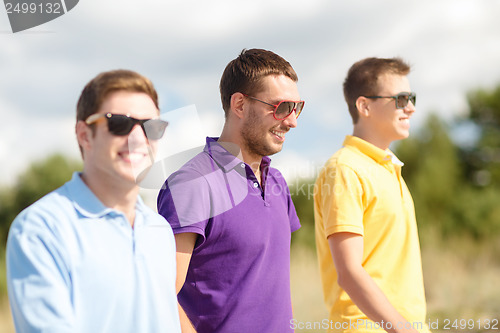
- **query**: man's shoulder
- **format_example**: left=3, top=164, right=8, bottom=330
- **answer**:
left=168, top=151, right=214, bottom=181
left=317, top=146, right=375, bottom=187
left=159, top=151, right=215, bottom=207
left=267, top=165, right=285, bottom=178
left=324, top=145, right=368, bottom=170
left=9, top=184, right=75, bottom=235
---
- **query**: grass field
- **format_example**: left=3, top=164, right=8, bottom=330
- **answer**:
left=290, top=231, right=500, bottom=333
left=0, top=299, right=13, bottom=333
left=1, top=231, right=499, bottom=332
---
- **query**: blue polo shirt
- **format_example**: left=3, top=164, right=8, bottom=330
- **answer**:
left=7, top=172, right=181, bottom=333
left=157, top=137, right=300, bottom=333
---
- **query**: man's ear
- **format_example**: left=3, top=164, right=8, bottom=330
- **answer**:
left=229, top=92, right=245, bottom=120
left=76, top=120, right=92, bottom=152
left=355, top=96, right=371, bottom=119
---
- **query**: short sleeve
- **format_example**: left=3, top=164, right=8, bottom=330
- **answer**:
left=6, top=210, right=75, bottom=333
left=157, top=168, right=211, bottom=245
left=319, top=163, right=364, bottom=238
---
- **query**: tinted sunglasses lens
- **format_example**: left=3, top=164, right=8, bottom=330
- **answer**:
left=396, top=93, right=416, bottom=108
left=275, top=101, right=294, bottom=119
left=295, top=101, right=305, bottom=118
left=276, top=101, right=305, bottom=119
left=143, top=119, right=168, bottom=140
left=395, top=94, right=408, bottom=108
left=107, top=115, right=135, bottom=135
left=410, top=93, right=416, bottom=106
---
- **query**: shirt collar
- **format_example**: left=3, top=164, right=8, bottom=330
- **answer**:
left=66, top=172, right=146, bottom=218
left=203, top=137, right=272, bottom=172
left=343, top=135, right=403, bottom=166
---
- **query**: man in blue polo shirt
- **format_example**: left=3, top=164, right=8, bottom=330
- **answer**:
left=6, top=70, right=181, bottom=332
left=157, top=48, right=304, bottom=333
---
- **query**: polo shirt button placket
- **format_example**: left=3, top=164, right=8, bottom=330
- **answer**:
left=252, top=181, right=262, bottom=197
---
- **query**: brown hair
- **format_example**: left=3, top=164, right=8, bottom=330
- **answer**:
left=343, top=57, right=410, bottom=123
left=76, top=69, right=159, bottom=123
left=219, top=48, right=298, bottom=117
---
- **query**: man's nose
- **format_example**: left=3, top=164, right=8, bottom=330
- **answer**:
left=128, top=124, right=149, bottom=143
left=282, top=110, right=298, bottom=128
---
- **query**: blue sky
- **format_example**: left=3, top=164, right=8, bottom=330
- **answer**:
left=2, top=0, right=500, bottom=189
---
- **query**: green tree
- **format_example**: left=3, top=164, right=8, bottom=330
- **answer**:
left=396, top=112, right=500, bottom=239
left=0, top=154, right=81, bottom=245
left=290, top=178, right=316, bottom=249
left=463, top=85, right=500, bottom=186
left=396, top=114, right=462, bottom=233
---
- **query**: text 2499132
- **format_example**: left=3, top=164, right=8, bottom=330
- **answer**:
left=5, top=2, right=62, bottom=14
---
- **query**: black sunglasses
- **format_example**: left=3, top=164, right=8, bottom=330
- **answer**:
left=363, top=92, right=416, bottom=109
left=85, top=113, right=168, bottom=140
left=242, top=94, right=305, bottom=120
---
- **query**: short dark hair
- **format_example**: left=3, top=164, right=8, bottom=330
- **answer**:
left=343, top=57, right=410, bottom=123
left=219, top=48, right=298, bottom=117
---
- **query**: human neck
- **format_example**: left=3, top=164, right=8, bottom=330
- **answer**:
left=218, top=125, right=263, bottom=183
left=80, top=171, right=139, bottom=227
left=352, top=125, right=391, bottom=151
left=240, top=149, right=263, bottom=183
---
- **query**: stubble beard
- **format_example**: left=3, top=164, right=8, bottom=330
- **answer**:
left=241, top=109, right=283, bottom=158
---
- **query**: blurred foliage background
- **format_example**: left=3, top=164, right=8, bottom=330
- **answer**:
left=1, top=85, right=500, bottom=331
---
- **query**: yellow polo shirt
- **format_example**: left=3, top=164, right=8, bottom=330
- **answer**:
left=314, top=136, right=430, bottom=333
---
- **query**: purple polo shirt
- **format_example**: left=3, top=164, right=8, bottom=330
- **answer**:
left=157, top=137, right=300, bottom=333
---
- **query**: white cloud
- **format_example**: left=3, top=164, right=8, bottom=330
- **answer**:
left=2, top=0, right=500, bottom=186
left=0, top=101, right=79, bottom=185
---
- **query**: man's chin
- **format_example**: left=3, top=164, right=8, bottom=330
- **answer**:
left=134, top=164, right=154, bottom=184
left=265, top=144, right=284, bottom=157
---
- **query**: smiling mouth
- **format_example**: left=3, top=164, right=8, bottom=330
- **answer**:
left=119, top=151, right=149, bottom=163
left=271, top=129, right=286, bottom=141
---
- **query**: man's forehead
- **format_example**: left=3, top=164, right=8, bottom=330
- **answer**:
left=255, top=74, right=300, bottom=99
left=376, top=73, right=410, bottom=93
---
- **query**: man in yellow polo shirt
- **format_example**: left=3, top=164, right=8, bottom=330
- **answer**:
left=314, top=57, right=430, bottom=333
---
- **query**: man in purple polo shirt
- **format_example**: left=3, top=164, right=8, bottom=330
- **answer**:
left=157, top=48, right=304, bottom=333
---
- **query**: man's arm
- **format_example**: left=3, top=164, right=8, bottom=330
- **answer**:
left=175, top=232, right=198, bottom=333
left=328, top=232, right=419, bottom=333
left=6, top=218, right=75, bottom=333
